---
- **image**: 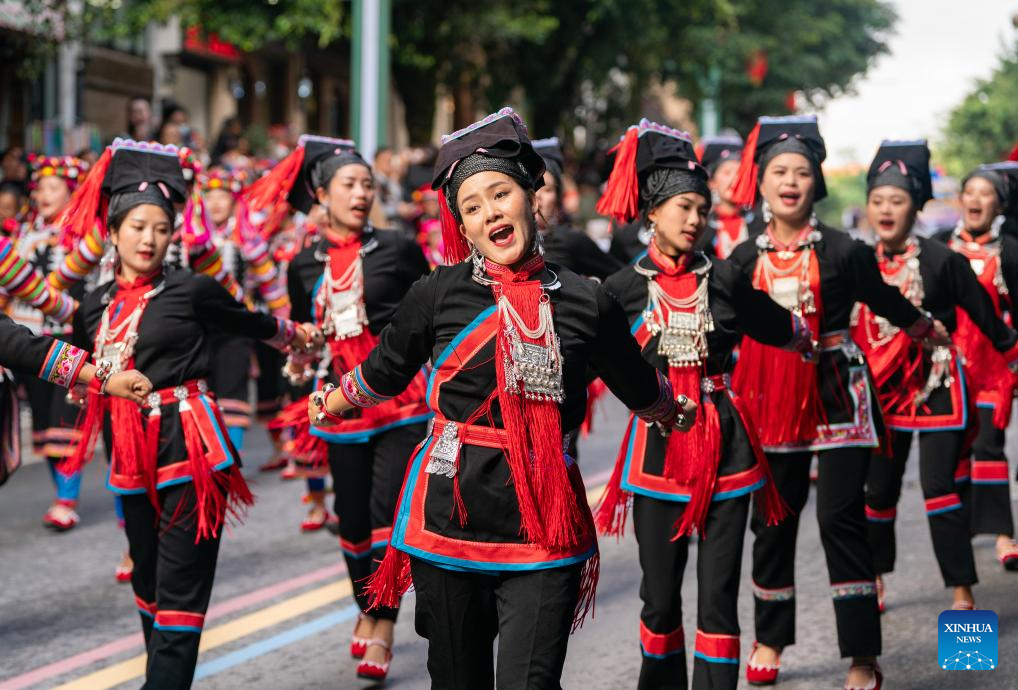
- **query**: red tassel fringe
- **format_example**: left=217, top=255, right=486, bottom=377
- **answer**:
left=595, top=127, right=641, bottom=224
left=669, top=372, right=722, bottom=539
left=582, top=379, right=608, bottom=436
left=732, top=335, right=822, bottom=448
left=366, top=542, right=412, bottom=610
left=438, top=193, right=469, bottom=263
left=61, top=389, right=109, bottom=477
left=495, top=280, right=586, bottom=551
left=268, top=399, right=328, bottom=467
left=729, top=121, right=761, bottom=209
left=593, top=417, right=634, bottom=538
left=57, top=146, right=113, bottom=249
left=728, top=391, right=790, bottom=527
left=244, top=146, right=306, bottom=214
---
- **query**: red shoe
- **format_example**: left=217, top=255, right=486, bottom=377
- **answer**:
left=356, top=640, right=392, bottom=681
left=997, top=540, right=1018, bottom=571
left=844, top=662, right=882, bottom=690
left=876, top=575, right=886, bottom=614
left=951, top=600, right=976, bottom=611
left=259, top=456, right=288, bottom=472
left=114, top=560, right=133, bottom=583
left=280, top=463, right=299, bottom=481
left=42, top=500, right=79, bottom=531
left=746, top=643, right=780, bottom=686
left=301, top=508, right=330, bottom=532
left=350, top=614, right=370, bottom=659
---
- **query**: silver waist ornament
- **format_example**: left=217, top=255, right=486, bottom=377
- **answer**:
left=425, top=420, right=461, bottom=478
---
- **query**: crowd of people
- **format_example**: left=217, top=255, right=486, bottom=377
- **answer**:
left=1, top=100, right=1018, bottom=690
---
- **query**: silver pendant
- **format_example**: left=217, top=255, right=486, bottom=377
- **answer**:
left=658, top=310, right=711, bottom=368
left=504, top=325, right=565, bottom=403
left=326, top=290, right=368, bottom=339
left=425, top=421, right=461, bottom=478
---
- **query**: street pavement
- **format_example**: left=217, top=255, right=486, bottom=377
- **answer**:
left=2, top=396, right=1018, bottom=689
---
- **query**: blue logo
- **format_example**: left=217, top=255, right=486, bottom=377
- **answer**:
left=938, top=610, right=998, bottom=670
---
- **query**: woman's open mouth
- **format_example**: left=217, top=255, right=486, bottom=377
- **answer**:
left=778, top=191, right=801, bottom=207
left=877, top=218, right=895, bottom=231
left=489, top=224, right=515, bottom=247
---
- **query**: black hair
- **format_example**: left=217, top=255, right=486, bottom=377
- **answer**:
left=0, top=181, right=24, bottom=198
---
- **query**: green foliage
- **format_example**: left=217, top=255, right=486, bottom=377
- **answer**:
left=816, top=170, right=868, bottom=228
left=20, top=0, right=896, bottom=150
left=939, top=39, right=1018, bottom=176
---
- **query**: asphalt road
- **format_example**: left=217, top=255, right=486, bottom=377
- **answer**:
left=2, top=397, right=1017, bottom=689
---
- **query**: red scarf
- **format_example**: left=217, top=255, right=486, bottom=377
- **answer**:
left=64, top=272, right=160, bottom=503
left=646, top=242, right=721, bottom=536
left=321, top=233, right=378, bottom=372
left=486, top=252, right=589, bottom=551
left=714, top=210, right=746, bottom=259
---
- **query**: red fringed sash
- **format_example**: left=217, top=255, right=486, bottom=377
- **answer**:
left=733, top=243, right=824, bottom=448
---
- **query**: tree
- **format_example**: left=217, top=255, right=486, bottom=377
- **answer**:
left=26, top=0, right=896, bottom=149
left=939, top=38, right=1018, bottom=176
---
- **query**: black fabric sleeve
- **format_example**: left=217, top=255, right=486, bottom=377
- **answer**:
left=357, top=274, right=437, bottom=398
left=847, top=240, right=922, bottom=328
left=287, top=259, right=313, bottom=324
left=590, top=287, right=666, bottom=411
left=575, top=233, right=624, bottom=280
left=400, top=237, right=431, bottom=286
left=0, top=314, right=70, bottom=377
left=189, top=273, right=290, bottom=343
left=1001, top=240, right=1018, bottom=305
left=730, top=269, right=795, bottom=347
left=948, top=251, right=1018, bottom=352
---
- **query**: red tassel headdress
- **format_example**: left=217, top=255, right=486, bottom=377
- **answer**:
left=57, top=139, right=186, bottom=249
left=431, top=107, right=546, bottom=263
left=596, top=119, right=704, bottom=225
left=730, top=114, right=827, bottom=209
left=243, top=134, right=363, bottom=232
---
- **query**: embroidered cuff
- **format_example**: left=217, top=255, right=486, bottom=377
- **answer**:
left=905, top=311, right=934, bottom=339
left=339, top=365, right=393, bottom=409
left=265, top=317, right=297, bottom=350
left=782, top=312, right=814, bottom=354
left=39, top=342, right=88, bottom=389
left=633, top=370, right=678, bottom=424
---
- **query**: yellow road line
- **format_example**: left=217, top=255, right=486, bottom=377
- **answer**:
left=53, top=482, right=609, bottom=690
left=52, top=580, right=353, bottom=690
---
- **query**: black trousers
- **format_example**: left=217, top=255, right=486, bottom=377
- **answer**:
left=969, top=406, right=1015, bottom=537
left=326, top=422, right=426, bottom=621
left=122, top=484, right=222, bottom=690
left=410, top=557, right=581, bottom=690
left=865, top=429, right=977, bottom=587
left=750, top=448, right=881, bottom=658
left=634, top=494, right=749, bottom=690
